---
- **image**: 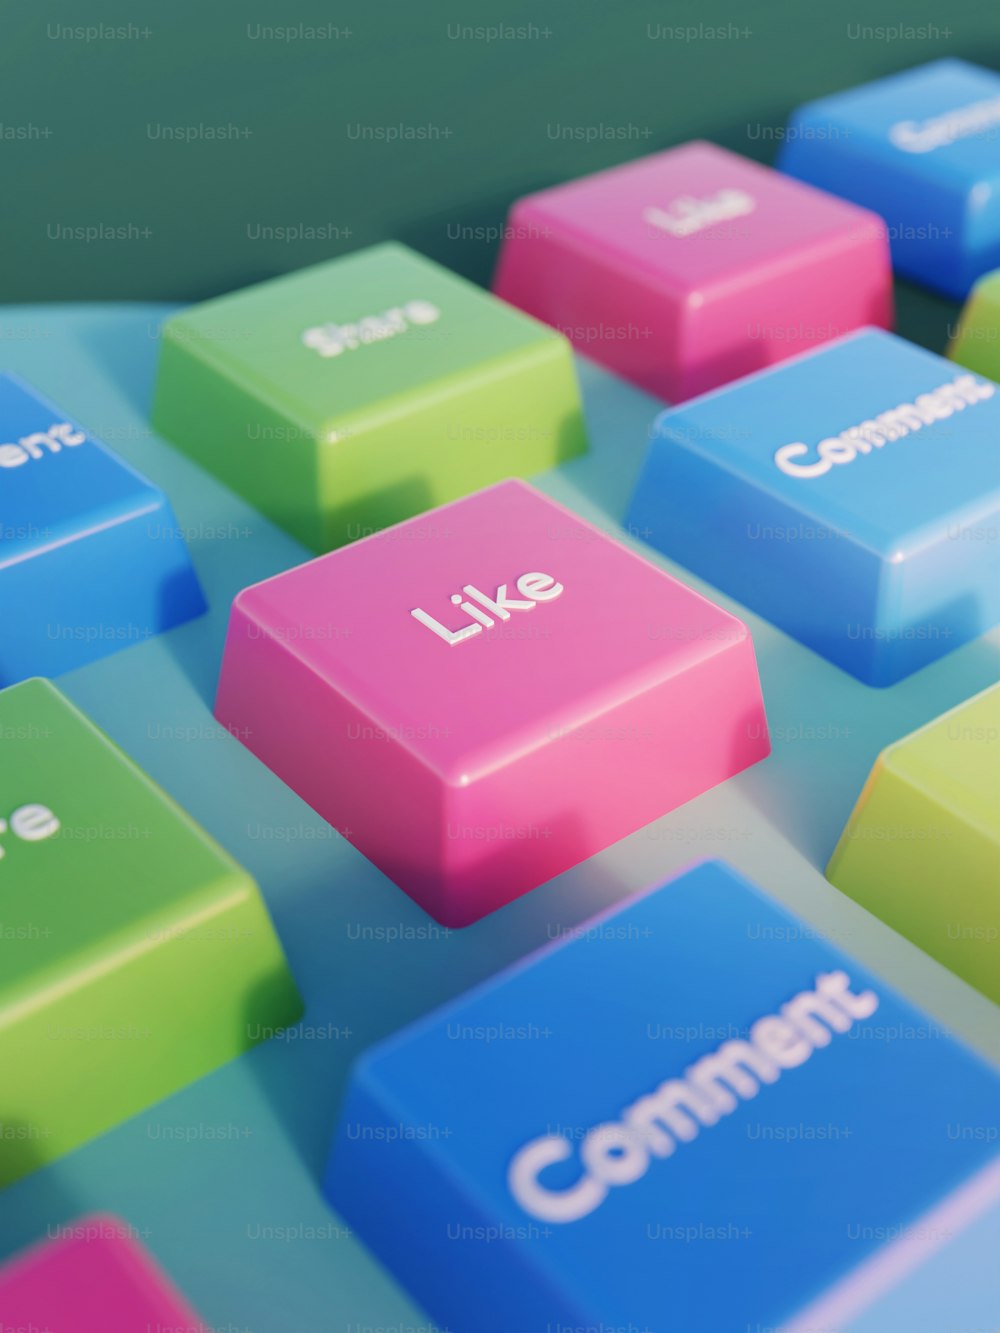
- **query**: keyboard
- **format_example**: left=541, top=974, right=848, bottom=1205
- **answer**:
left=2, top=56, right=1000, bottom=1333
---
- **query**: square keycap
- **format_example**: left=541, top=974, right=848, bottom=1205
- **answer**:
left=0, top=1215, right=206, bottom=1332
left=0, top=373, right=205, bottom=685
left=493, top=140, right=891, bottom=401
left=627, top=328, right=1000, bottom=685
left=151, top=242, right=587, bottom=552
left=214, top=480, right=768, bottom=926
left=325, top=859, right=1000, bottom=1333
left=0, top=678, right=301, bottom=1187
left=828, top=683, right=1000, bottom=1003
left=781, top=59, right=1000, bottom=298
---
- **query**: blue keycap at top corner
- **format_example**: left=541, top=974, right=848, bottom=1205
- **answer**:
left=780, top=58, right=1000, bottom=298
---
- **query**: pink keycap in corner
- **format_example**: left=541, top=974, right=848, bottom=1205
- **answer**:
left=0, top=1214, right=206, bottom=1332
left=493, top=140, right=893, bottom=402
left=215, top=479, right=769, bottom=926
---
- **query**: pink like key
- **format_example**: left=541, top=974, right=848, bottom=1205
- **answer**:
left=493, top=140, right=892, bottom=401
left=0, top=1213, right=206, bottom=1331
left=215, top=479, right=769, bottom=925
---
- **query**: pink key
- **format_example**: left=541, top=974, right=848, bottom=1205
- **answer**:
left=216, top=480, right=769, bottom=926
left=0, top=1214, right=206, bottom=1331
left=493, top=140, right=892, bottom=402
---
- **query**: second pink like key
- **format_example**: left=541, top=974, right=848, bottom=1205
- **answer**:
left=215, top=480, right=769, bottom=924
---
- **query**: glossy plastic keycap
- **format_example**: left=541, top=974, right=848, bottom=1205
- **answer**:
left=948, top=266, right=1000, bottom=379
left=152, top=242, right=587, bottom=552
left=780, top=59, right=1000, bottom=298
left=214, top=479, right=768, bottom=926
left=0, top=372, right=205, bottom=685
left=493, top=140, right=891, bottom=401
left=627, top=328, right=1000, bottom=685
left=0, top=677, right=301, bottom=1187
left=828, top=683, right=1000, bottom=1003
left=0, top=1214, right=206, bottom=1331
left=325, top=859, right=1000, bottom=1333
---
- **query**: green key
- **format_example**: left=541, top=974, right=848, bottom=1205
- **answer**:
left=949, top=268, right=1000, bottom=380
left=827, top=684, right=1000, bottom=1003
left=151, top=242, right=587, bottom=552
left=0, top=678, right=301, bottom=1187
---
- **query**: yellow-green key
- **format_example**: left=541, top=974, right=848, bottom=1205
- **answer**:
left=152, top=242, right=587, bottom=552
left=0, top=678, right=301, bottom=1187
left=949, top=267, right=1000, bottom=380
left=827, top=683, right=1000, bottom=1003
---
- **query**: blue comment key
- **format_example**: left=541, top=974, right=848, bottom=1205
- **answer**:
left=626, top=328, right=1000, bottom=686
left=324, top=859, right=1000, bottom=1333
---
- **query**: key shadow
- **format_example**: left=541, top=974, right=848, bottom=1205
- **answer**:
left=0, top=1125, right=83, bottom=1261
left=239, top=817, right=635, bottom=1186
left=894, top=277, right=961, bottom=355
left=539, top=355, right=664, bottom=528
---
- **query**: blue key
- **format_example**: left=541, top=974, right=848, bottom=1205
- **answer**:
left=325, top=860, right=1000, bottom=1333
left=627, top=328, right=1000, bottom=685
left=0, top=373, right=205, bottom=683
left=780, top=59, right=1000, bottom=298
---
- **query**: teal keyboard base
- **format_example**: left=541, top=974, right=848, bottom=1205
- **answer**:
left=1, top=303, right=998, bottom=1332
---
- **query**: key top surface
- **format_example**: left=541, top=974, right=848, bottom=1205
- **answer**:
left=493, top=139, right=891, bottom=401
left=780, top=58, right=1000, bottom=298
left=214, top=478, right=768, bottom=925
left=0, top=677, right=301, bottom=1187
left=0, top=1214, right=206, bottom=1332
left=0, top=372, right=205, bottom=685
left=828, top=682, right=1000, bottom=1003
left=627, top=328, right=1000, bottom=685
left=325, top=858, right=1000, bottom=1333
left=151, top=241, right=587, bottom=553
